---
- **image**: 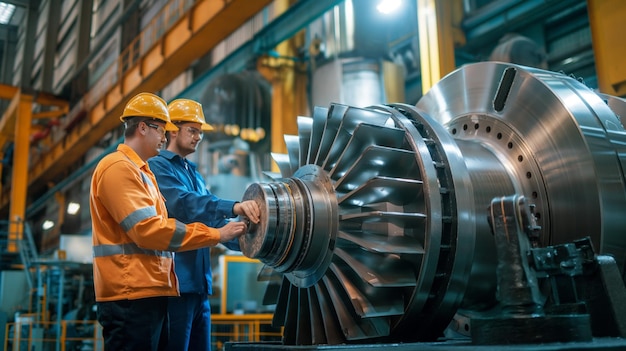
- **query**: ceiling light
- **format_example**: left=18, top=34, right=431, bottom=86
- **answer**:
left=42, top=220, right=55, bottom=230
left=376, top=0, right=402, bottom=14
left=0, top=3, right=15, bottom=25
left=67, top=202, right=81, bottom=215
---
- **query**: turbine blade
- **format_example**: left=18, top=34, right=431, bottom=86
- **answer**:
left=271, top=276, right=290, bottom=328
left=271, top=153, right=293, bottom=177
left=314, top=279, right=345, bottom=344
left=315, top=104, right=349, bottom=165
left=338, top=176, right=424, bottom=206
left=328, top=123, right=406, bottom=177
left=297, top=116, right=313, bottom=167
left=296, top=288, right=312, bottom=345
left=337, top=230, right=425, bottom=255
left=340, top=210, right=427, bottom=228
left=308, top=106, right=328, bottom=164
left=258, top=265, right=283, bottom=305
left=321, top=274, right=390, bottom=340
left=308, top=286, right=328, bottom=344
left=329, top=261, right=404, bottom=318
left=281, top=283, right=300, bottom=345
left=284, top=134, right=300, bottom=174
left=334, top=247, right=416, bottom=287
left=334, top=146, right=417, bottom=192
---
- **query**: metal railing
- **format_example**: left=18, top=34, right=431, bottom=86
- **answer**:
left=4, top=314, right=281, bottom=351
left=0, top=219, right=38, bottom=290
left=4, top=317, right=103, bottom=351
left=211, top=313, right=282, bottom=350
left=87, top=0, right=197, bottom=109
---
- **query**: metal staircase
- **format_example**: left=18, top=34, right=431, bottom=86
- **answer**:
left=0, top=218, right=39, bottom=290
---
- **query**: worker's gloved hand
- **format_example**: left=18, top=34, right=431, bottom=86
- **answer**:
left=218, top=221, right=248, bottom=243
left=234, top=200, right=261, bottom=224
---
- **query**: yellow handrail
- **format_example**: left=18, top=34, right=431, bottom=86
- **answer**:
left=211, top=313, right=282, bottom=350
left=5, top=314, right=282, bottom=350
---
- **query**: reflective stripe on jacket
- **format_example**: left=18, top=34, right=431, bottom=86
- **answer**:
left=90, top=144, right=221, bottom=302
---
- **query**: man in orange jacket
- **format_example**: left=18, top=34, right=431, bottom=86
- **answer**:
left=90, top=92, right=255, bottom=351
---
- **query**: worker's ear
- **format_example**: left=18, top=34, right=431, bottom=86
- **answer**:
left=138, top=121, right=148, bottom=136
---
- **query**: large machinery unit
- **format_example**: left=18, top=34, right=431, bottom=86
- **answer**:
left=233, top=62, right=626, bottom=348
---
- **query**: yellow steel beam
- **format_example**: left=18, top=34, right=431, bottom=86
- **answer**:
left=0, top=86, right=68, bottom=175
left=8, top=92, right=33, bottom=251
left=0, top=83, right=18, bottom=100
left=31, top=92, right=69, bottom=108
left=2, top=0, right=272, bottom=212
left=588, top=0, right=626, bottom=96
left=33, top=109, right=68, bottom=120
left=418, top=0, right=464, bottom=94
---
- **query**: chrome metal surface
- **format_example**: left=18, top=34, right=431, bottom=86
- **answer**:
left=240, top=62, right=626, bottom=345
left=417, top=62, right=626, bottom=272
left=240, top=164, right=338, bottom=288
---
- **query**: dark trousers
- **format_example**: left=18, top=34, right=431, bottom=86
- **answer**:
left=165, top=293, right=211, bottom=351
left=97, top=296, right=169, bottom=351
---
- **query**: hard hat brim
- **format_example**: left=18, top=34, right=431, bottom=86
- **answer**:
left=165, top=121, right=179, bottom=131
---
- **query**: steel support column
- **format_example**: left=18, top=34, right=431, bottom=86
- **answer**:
left=417, top=0, right=464, bottom=94
left=8, top=92, right=33, bottom=252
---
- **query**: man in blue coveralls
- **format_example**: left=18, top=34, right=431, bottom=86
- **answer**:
left=148, top=98, right=260, bottom=351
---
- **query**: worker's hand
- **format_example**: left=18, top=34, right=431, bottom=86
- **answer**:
left=234, top=200, right=261, bottom=224
left=218, top=221, right=248, bottom=243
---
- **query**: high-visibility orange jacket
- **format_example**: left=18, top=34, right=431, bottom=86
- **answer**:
left=90, top=143, right=221, bottom=302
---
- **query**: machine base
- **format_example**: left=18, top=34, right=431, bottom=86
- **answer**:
left=225, top=338, right=626, bottom=351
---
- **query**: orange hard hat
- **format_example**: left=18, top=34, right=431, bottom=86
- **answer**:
left=168, top=99, right=214, bottom=131
left=120, top=92, right=178, bottom=131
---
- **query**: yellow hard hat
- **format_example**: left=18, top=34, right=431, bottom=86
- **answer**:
left=120, top=92, right=178, bottom=131
left=168, top=99, right=214, bottom=131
